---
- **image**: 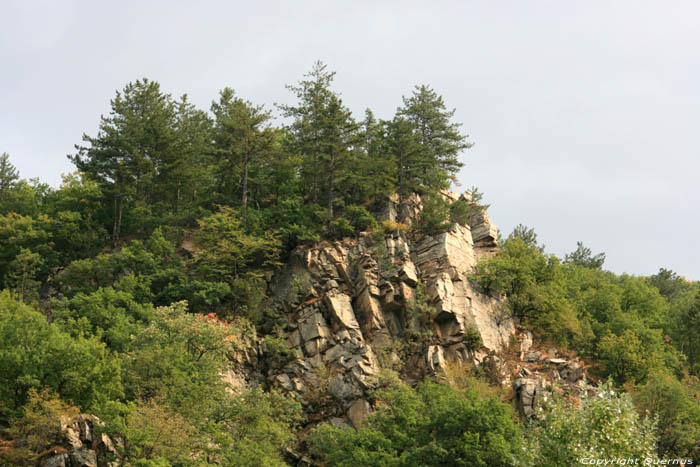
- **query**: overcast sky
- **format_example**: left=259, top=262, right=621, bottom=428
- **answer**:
left=1, top=1, right=698, bottom=279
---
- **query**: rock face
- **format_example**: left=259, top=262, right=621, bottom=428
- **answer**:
left=266, top=192, right=515, bottom=426
left=511, top=342, right=588, bottom=420
left=36, top=415, right=119, bottom=467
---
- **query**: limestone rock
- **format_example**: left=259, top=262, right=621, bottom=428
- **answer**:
left=69, top=448, right=97, bottom=467
left=41, top=453, right=69, bottom=467
left=558, top=361, right=585, bottom=383
left=329, top=374, right=360, bottom=400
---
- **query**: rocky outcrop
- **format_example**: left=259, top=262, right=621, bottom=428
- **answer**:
left=35, top=415, right=119, bottom=467
left=510, top=340, right=588, bottom=420
left=265, top=191, right=515, bottom=427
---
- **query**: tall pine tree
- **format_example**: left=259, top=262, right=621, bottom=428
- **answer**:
left=211, top=89, right=275, bottom=215
left=0, top=153, right=19, bottom=198
left=279, top=61, right=335, bottom=204
left=397, top=85, right=471, bottom=190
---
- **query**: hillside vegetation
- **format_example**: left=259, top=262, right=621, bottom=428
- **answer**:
left=0, top=63, right=698, bottom=466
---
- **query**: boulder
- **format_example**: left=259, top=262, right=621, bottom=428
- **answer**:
left=347, top=399, right=372, bottom=428
left=325, top=293, right=361, bottom=336
left=298, top=312, right=330, bottom=342
left=514, top=378, right=541, bottom=419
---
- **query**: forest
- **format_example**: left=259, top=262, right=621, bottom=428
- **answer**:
left=0, top=62, right=698, bottom=466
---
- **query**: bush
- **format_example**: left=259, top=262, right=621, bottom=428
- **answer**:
left=380, top=219, right=409, bottom=234
left=328, top=216, right=355, bottom=238
left=415, top=194, right=452, bottom=235
left=524, top=382, right=657, bottom=465
left=0, top=291, right=123, bottom=416
left=344, top=205, right=378, bottom=232
left=309, top=380, right=523, bottom=467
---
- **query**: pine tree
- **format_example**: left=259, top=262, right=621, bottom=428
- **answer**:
left=397, top=85, right=471, bottom=190
left=211, top=89, right=275, bottom=214
left=279, top=61, right=336, bottom=204
left=338, top=110, right=395, bottom=205
left=385, top=116, right=423, bottom=209
left=166, top=96, right=214, bottom=216
left=318, top=93, right=358, bottom=218
left=70, top=79, right=178, bottom=243
left=0, top=153, right=19, bottom=197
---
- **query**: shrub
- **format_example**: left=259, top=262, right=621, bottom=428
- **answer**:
left=309, top=380, right=523, bottom=467
left=345, top=205, right=378, bottom=232
left=524, top=382, right=657, bottom=465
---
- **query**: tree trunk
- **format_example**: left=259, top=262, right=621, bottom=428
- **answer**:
left=327, top=152, right=335, bottom=219
left=112, top=195, right=123, bottom=246
left=112, top=194, right=119, bottom=245
left=242, top=151, right=249, bottom=216
left=312, top=152, right=318, bottom=203
left=176, top=179, right=181, bottom=214
left=397, top=152, right=405, bottom=220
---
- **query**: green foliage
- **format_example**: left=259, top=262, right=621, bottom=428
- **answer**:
left=122, top=302, right=248, bottom=415
left=310, top=380, right=523, bottom=467
left=191, top=206, right=281, bottom=282
left=524, top=382, right=657, bottom=466
left=212, top=388, right=301, bottom=466
left=53, top=281, right=155, bottom=351
left=471, top=236, right=681, bottom=380
left=633, top=371, right=700, bottom=460
left=0, top=212, right=57, bottom=289
left=103, top=398, right=201, bottom=465
left=679, top=291, right=700, bottom=375
left=344, top=204, right=378, bottom=232
left=597, top=330, right=661, bottom=385
left=509, top=224, right=543, bottom=251
left=0, top=152, right=19, bottom=197
left=415, top=193, right=453, bottom=235
left=7, top=247, right=43, bottom=304
left=0, top=291, right=123, bottom=416
left=564, top=241, right=606, bottom=269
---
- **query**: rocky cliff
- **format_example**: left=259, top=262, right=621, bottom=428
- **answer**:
left=231, top=192, right=524, bottom=430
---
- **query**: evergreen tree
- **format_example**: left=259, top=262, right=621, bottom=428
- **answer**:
left=211, top=88, right=275, bottom=214
left=385, top=116, right=423, bottom=210
left=279, top=61, right=335, bottom=204
left=0, top=152, right=19, bottom=198
left=70, top=79, right=178, bottom=243
left=397, top=85, right=471, bottom=189
left=346, top=109, right=395, bottom=204
left=319, top=93, right=358, bottom=217
left=166, top=95, right=214, bottom=218
left=564, top=241, right=606, bottom=269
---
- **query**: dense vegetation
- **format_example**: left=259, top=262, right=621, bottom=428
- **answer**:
left=1, top=62, right=699, bottom=465
left=471, top=228, right=700, bottom=460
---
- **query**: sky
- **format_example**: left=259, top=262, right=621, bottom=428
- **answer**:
left=1, top=1, right=698, bottom=279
